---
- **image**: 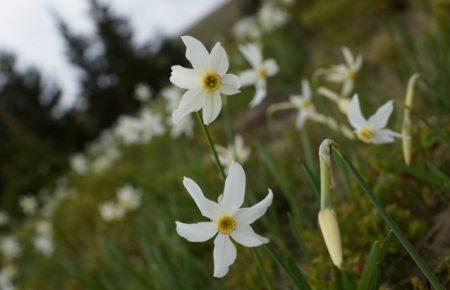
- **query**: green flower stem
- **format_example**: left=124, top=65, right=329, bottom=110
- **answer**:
left=253, top=248, right=274, bottom=290
left=330, top=141, right=444, bottom=290
left=319, top=140, right=332, bottom=210
left=196, top=112, right=226, bottom=180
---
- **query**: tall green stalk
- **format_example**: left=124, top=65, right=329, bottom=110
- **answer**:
left=195, top=112, right=226, bottom=180
left=323, top=139, right=444, bottom=290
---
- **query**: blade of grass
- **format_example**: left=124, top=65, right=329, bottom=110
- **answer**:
left=265, top=245, right=311, bottom=290
left=332, top=145, right=445, bottom=290
left=357, top=241, right=380, bottom=290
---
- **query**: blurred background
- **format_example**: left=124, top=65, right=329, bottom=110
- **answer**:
left=0, top=0, right=449, bottom=289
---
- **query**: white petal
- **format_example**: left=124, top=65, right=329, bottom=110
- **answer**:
left=220, top=162, right=246, bottom=215
left=368, top=100, right=393, bottom=130
left=354, top=55, right=363, bottom=70
left=341, top=79, right=353, bottom=97
left=202, top=91, right=222, bottom=125
left=341, top=46, right=354, bottom=66
left=263, top=59, right=279, bottom=76
left=301, top=79, right=312, bottom=99
left=347, top=94, right=367, bottom=129
left=170, top=66, right=201, bottom=89
left=172, top=89, right=205, bottom=124
left=181, top=35, right=210, bottom=71
left=289, top=95, right=303, bottom=107
left=210, top=42, right=229, bottom=76
left=249, top=80, right=267, bottom=108
left=295, top=111, right=308, bottom=129
left=213, top=233, right=236, bottom=278
left=372, top=129, right=402, bottom=144
left=220, top=74, right=241, bottom=95
left=176, top=221, right=217, bottom=242
left=239, top=43, right=262, bottom=67
left=183, top=177, right=220, bottom=219
left=234, top=189, right=273, bottom=224
left=239, top=70, right=257, bottom=87
left=230, top=224, right=269, bottom=247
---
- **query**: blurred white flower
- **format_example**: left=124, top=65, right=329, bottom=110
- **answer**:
left=317, top=86, right=351, bottom=114
left=92, top=147, right=120, bottom=173
left=138, top=109, right=165, bottom=142
left=239, top=43, right=279, bottom=107
left=289, top=79, right=318, bottom=128
left=19, top=195, right=37, bottom=216
left=116, top=184, right=142, bottom=212
left=176, top=162, right=273, bottom=278
left=0, top=211, right=9, bottom=227
left=33, top=234, right=54, bottom=257
left=170, top=36, right=240, bottom=125
left=0, top=237, right=21, bottom=260
left=216, top=135, right=250, bottom=170
left=170, top=115, right=194, bottom=138
left=322, top=47, right=362, bottom=96
left=115, top=115, right=142, bottom=145
left=162, top=86, right=194, bottom=138
left=232, top=17, right=262, bottom=40
left=70, top=154, right=89, bottom=175
left=161, top=86, right=183, bottom=112
left=258, top=2, right=288, bottom=32
left=134, top=83, right=153, bottom=102
left=0, top=265, right=16, bottom=290
left=36, top=220, right=52, bottom=236
left=347, top=94, right=402, bottom=144
left=99, top=201, right=125, bottom=222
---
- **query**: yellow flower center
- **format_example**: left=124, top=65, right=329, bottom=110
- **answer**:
left=348, top=69, right=357, bottom=80
left=300, top=99, right=313, bottom=110
left=257, top=67, right=267, bottom=78
left=358, top=127, right=375, bottom=143
left=216, top=215, right=236, bottom=234
left=202, top=72, right=222, bottom=92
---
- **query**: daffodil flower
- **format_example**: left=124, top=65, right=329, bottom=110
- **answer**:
left=347, top=94, right=402, bottom=144
left=170, top=36, right=241, bottom=125
left=176, top=162, right=273, bottom=278
left=289, top=79, right=318, bottom=128
left=324, top=47, right=362, bottom=96
left=239, top=43, right=279, bottom=107
left=216, top=135, right=250, bottom=170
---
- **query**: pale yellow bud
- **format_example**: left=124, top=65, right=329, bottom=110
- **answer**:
left=318, top=208, right=343, bottom=268
left=402, top=74, right=420, bottom=166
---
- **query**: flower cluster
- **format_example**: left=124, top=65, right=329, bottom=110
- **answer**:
left=99, top=184, right=142, bottom=222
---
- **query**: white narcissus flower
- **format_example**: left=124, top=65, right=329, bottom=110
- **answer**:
left=324, top=47, right=362, bottom=96
left=134, top=83, right=153, bottom=102
left=99, top=201, right=125, bottom=222
left=33, top=234, right=54, bottom=257
left=239, top=43, right=279, bottom=107
left=216, top=135, right=250, bottom=170
left=0, top=237, right=21, bottom=260
left=232, top=16, right=262, bottom=41
left=170, top=36, right=241, bottom=125
left=257, top=2, right=289, bottom=32
left=138, top=109, right=165, bottom=142
left=70, top=154, right=89, bottom=175
left=347, top=94, right=402, bottom=144
left=289, top=79, right=318, bottom=129
left=162, top=86, right=194, bottom=138
left=116, top=184, right=142, bottom=212
left=0, top=211, right=9, bottom=226
left=0, top=265, right=16, bottom=290
left=19, top=195, right=37, bottom=216
left=176, top=162, right=273, bottom=278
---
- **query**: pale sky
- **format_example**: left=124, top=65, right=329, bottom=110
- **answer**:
left=0, top=0, right=227, bottom=107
